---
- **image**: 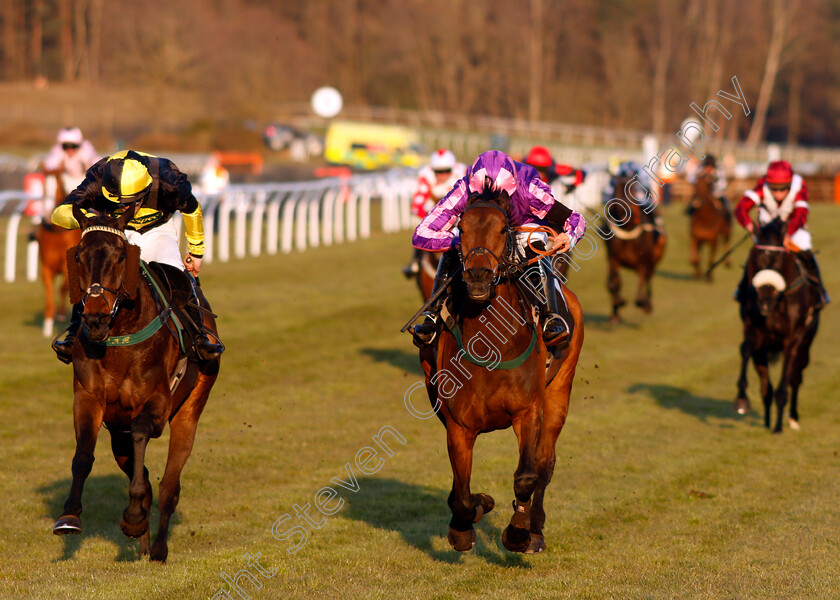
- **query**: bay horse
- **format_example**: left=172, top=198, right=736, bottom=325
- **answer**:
left=601, top=175, right=666, bottom=322
left=689, top=174, right=731, bottom=280
left=418, top=190, right=583, bottom=554
left=734, top=219, right=821, bottom=433
left=38, top=171, right=81, bottom=337
left=52, top=205, right=220, bottom=562
left=416, top=250, right=440, bottom=301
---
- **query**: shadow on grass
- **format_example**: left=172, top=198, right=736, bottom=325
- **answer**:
left=655, top=269, right=699, bottom=281
left=38, top=474, right=180, bottom=563
left=343, top=477, right=531, bottom=568
left=627, top=382, right=749, bottom=425
left=582, top=312, right=640, bottom=330
left=359, top=347, right=424, bottom=376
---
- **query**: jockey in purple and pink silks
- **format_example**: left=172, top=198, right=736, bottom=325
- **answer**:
left=411, top=150, right=586, bottom=347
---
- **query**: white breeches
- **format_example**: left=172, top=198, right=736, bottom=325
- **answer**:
left=124, top=219, right=183, bottom=268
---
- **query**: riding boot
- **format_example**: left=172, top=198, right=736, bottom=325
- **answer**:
left=412, top=249, right=458, bottom=346
left=157, top=264, right=225, bottom=361
left=797, top=251, right=830, bottom=309
left=52, top=303, right=82, bottom=364
left=526, top=259, right=570, bottom=346
left=402, top=247, right=422, bottom=278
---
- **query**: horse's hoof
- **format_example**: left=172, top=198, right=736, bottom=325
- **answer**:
left=53, top=514, right=81, bottom=535
left=473, top=494, right=495, bottom=522
left=150, top=541, right=169, bottom=563
left=734, top=398, right=751, bottom=414
left=789, top=419, right=801, bottom=431
left=524, top=533, right=546, bottom=554
left=502, top=525, right=531, bottom=553
left=447, top=526, right=476, bottom=552
left=121, top=510, right=149, bottom=539
left=609, top=315, right=621, bottom=325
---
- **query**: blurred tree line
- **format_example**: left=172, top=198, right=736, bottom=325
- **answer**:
left=2, top=0, right=839, bottom=146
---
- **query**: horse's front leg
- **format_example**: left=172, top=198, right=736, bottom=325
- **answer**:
left=689, top=236, right=700, bottom=278
left=121, top=394, right=167, bottom=539
left=53, top=393, right=104, bottom=535
left=502, top=405, right=541, bottom=553
left=110, top=429, right=152, bottom=555
left=445, top=423, right=493, bottom=551
left=41, top=262, right=55, bottom=338
left=773, top=336, right=806, bottom=434
left=752, top=349, right=774, bottom=429
left=734, top=338, right=752, bottom=414
left=635, top=262, right=653, bottom=313
left=607, top=256, right=624, bottom=323
left=706, top=238, right=718, bottom=282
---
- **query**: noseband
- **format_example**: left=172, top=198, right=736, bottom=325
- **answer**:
left=458, top=201, right=515, bottom=281
left=79, top=225, right=130, bottom=325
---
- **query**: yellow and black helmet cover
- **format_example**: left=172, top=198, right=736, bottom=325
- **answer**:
left=102, top=150, right=153, bottom=203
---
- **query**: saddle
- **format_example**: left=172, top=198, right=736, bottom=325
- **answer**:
left=142, top=261, right=209, bottom=366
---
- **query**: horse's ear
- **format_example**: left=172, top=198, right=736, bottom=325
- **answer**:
left=66, top=246, right=83, bottom=304
left=122, top=243, right=142, bottom=299
left=498, top=191, right=511, bottom=212
left=72, top=204, right=90, bottom=230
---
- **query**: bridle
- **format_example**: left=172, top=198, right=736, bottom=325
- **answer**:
left=77, top=225, right=131, bottom=325
left=458, top=201, right=516, bottom=282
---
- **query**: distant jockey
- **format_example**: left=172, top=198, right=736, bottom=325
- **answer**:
left=411, top=150, right=586, bottom=348
left=686, top=154, right=730, bottom=216
left=402, top=149, right=467, bottom=278
left=523, top=145, right=586, bottom=194
left=734, top=160, right=829, bottom=308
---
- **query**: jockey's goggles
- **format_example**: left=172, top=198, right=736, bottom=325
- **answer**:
left=768, top=184, right=790, bottom=193
left=62, top=143, right=80, bottom=150
left=432, top=168, right=452, bottom=175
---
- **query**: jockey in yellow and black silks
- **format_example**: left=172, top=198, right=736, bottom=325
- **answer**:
left=51, top=150, right=224, bottom=363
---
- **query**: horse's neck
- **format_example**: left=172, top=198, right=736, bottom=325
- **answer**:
left=110, top=281, right=156, bottom=335
left=458, top=281, right=532, bottom=347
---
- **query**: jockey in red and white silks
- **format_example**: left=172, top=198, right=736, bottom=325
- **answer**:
left=734, top=160, right=811, bottom=250
left=410, top=149, right=467, bottom=220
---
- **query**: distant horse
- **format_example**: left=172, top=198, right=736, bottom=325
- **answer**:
left=52, top=206, right=220, bottom=562
left=601, top=176, right=666, bottom=322
left=418, top=190, right=583, bottom=554
left=38, top=171, right=81, bottom=336
left=688, top=174, right=731, bottom=280
left=734, top=219, right=821, bottom=433
left=416, top=251, right=440, bottom=301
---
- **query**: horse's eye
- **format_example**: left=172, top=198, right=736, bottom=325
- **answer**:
left=118, top=253, right=126, bottom=262
left=74, top=252, right=80, bottom=263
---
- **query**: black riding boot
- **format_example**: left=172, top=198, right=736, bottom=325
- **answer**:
left=412, top=250, right=458, bottom=346
left=157, top=264, right=225, bottom=361
left=52, top=303, right=83, bottom=364
left=525, top=259, right=570, bottom=346
left=402, top=247, right=422, bottom=278
left=798, top=251, right=830, bottom=309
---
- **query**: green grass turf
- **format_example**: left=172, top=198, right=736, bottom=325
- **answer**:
left=0, top=203, right=838, bottom=600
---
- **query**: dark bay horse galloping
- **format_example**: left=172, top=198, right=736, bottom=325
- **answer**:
left=734, top=219, right=821, bottom=433
left=601, top=176, right=666, bottom=322
left=419, top=191, right=583, bottom=554
left=689, top=174, right=731, bottom=280
left=52, top=206, right=220, bottom=562
left=38, top=171, right=81, bottom=337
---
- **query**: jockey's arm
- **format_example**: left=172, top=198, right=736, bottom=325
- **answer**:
left=50, top=159, right=109, bottom=229
left=412, top=179, right=467, bottom=252
left=733, top=195, right=757, bottom=232
left=545, top=201, right=586, bottom=252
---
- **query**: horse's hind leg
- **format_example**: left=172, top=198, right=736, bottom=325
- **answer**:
left=690, top=237, right=701, bottom=278
left=635, top=263, right=653, bottom=313
left=151, top=374, right=216, bottom=563
left=110, top=429, right=152, bottom=555
left=502, top=405, right=541, bottom=553
left=54, top=397, right=104, bottom=535
left=706, top=238, right=717, bottom=282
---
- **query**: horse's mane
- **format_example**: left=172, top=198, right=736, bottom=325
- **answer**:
left=465, top=182, right=510, bottom=212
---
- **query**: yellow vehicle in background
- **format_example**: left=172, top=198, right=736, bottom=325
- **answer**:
left=324, top=121, right=425, bottom=170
